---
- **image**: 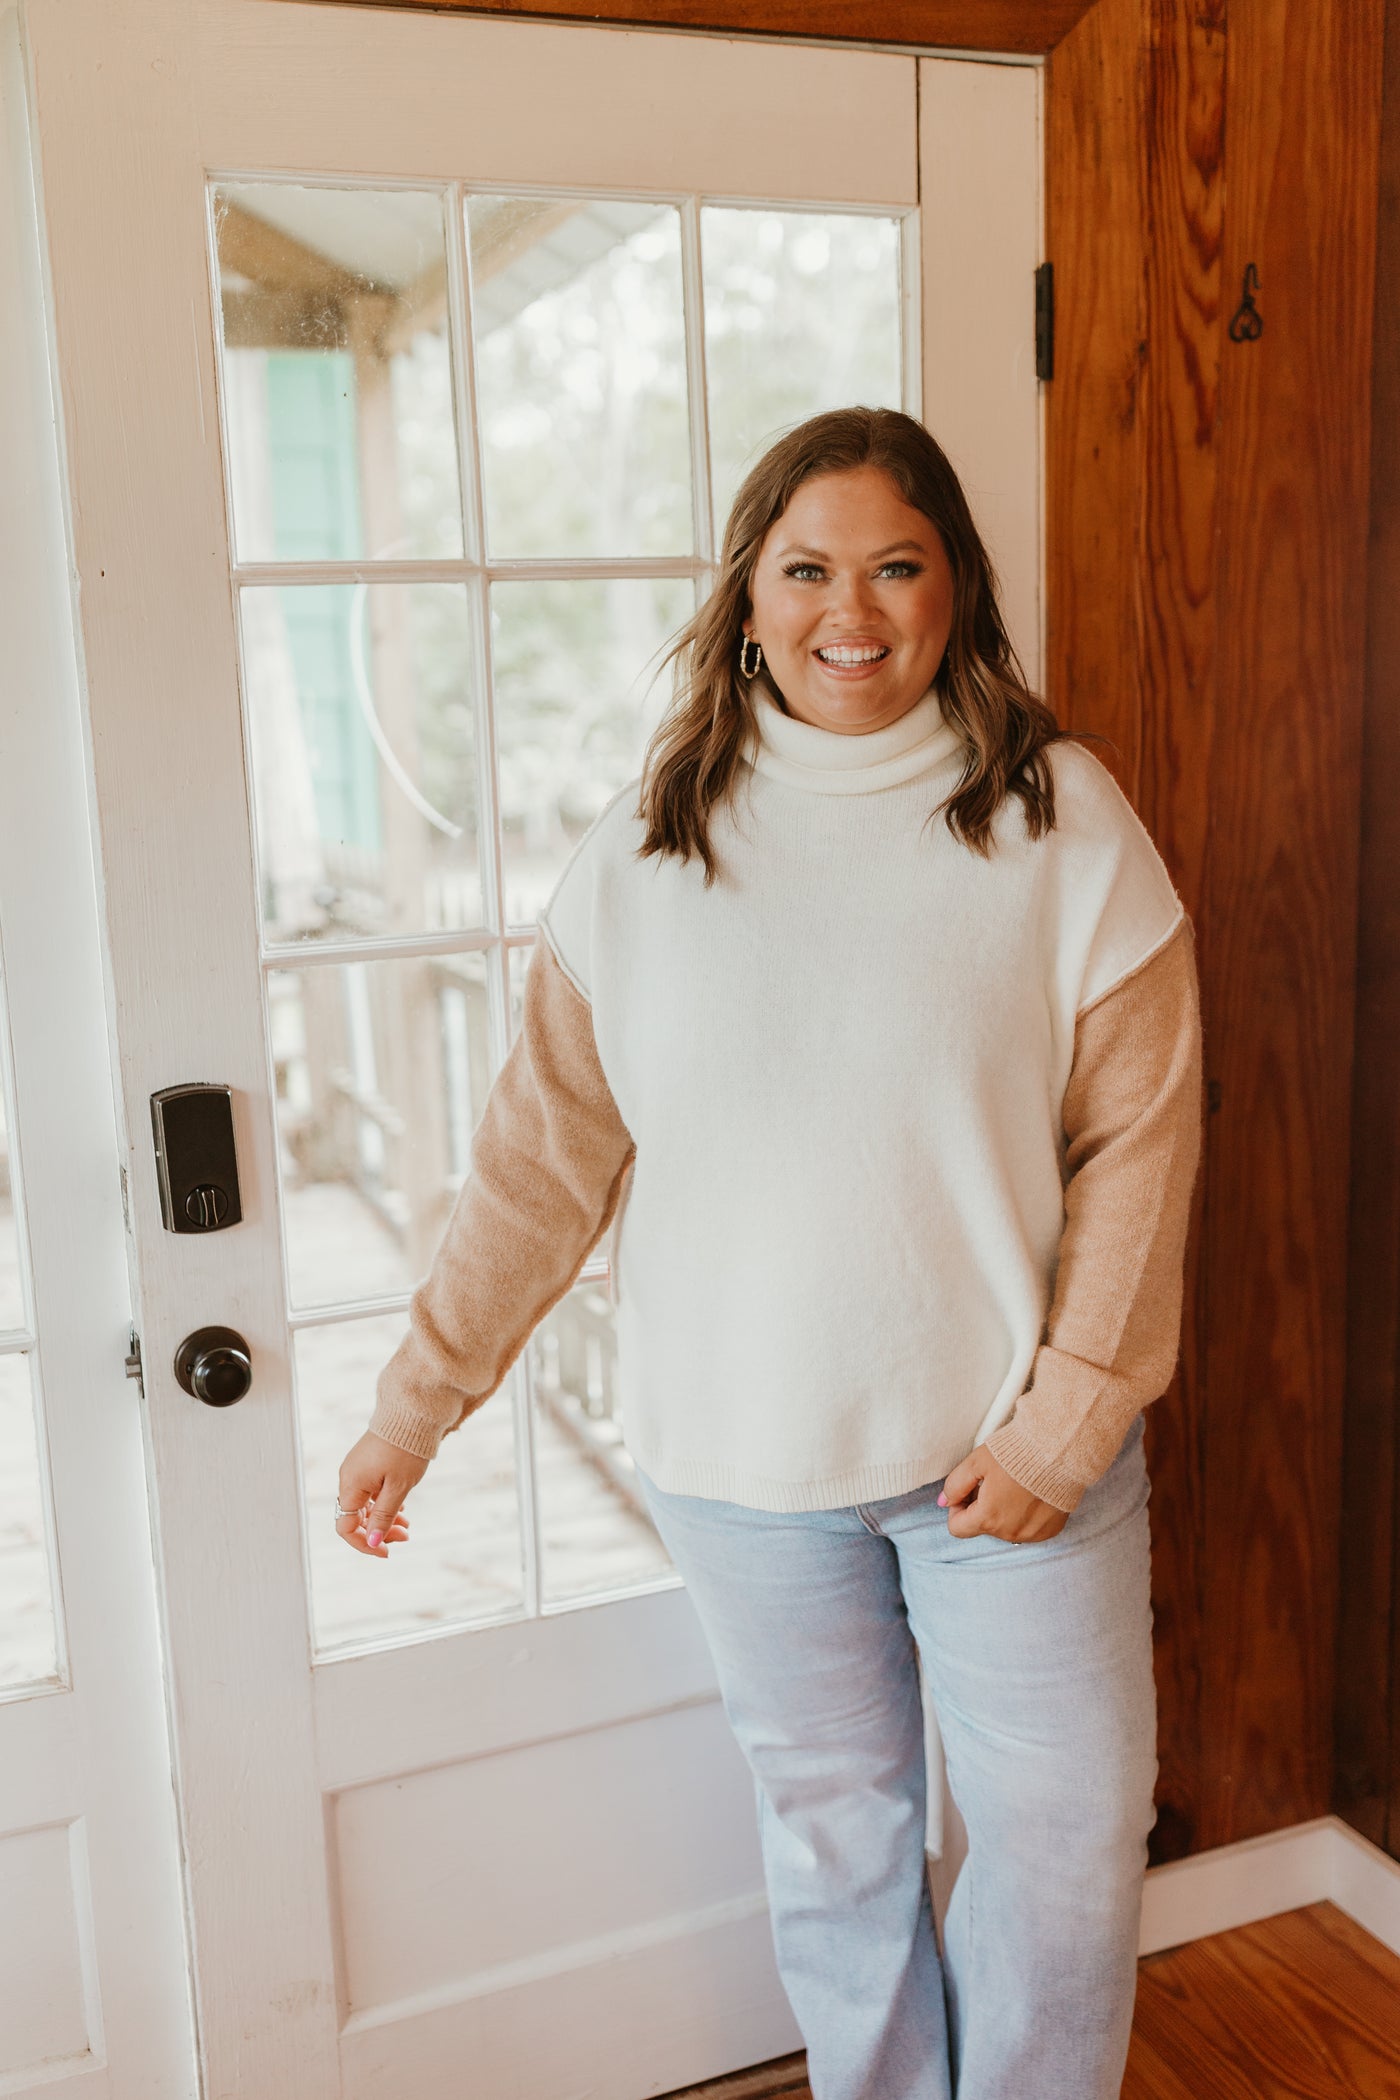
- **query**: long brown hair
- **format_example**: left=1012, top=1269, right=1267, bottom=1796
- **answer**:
left=635, top=406, right=1066, bottom=885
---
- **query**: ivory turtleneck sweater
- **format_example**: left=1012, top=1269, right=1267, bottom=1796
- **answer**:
left=369, top=685, right=1203, bottom=1514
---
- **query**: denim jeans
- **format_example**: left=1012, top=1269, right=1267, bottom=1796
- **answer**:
left=634, top=1415, right=1157, bottom=2100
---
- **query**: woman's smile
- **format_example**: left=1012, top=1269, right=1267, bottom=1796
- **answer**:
left=812, top=637, right=892, bottom=676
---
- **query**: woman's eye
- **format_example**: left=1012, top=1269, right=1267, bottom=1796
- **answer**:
left=779, top=560, right=923, bottom=582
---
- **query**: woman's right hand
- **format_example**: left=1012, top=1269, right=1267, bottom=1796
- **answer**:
left=335, top=1430, right=430, bottom=1557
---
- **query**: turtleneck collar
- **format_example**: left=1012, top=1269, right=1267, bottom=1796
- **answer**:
left=742, top=684, right=966, bottom=795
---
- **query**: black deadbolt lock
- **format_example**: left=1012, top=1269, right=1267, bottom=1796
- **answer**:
left=151, top=1084, right=242, bottom=1234
left=175, top=1326, right=253, bottom=1407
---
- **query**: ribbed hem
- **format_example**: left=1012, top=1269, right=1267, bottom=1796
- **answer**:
left=982, top=1423, right=1088, bottom=1513
left=366, top=1399, right=446, bottom=1463
left=625, top=1442, right=960, bottom=1513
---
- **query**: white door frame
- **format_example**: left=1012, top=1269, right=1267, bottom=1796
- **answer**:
left=0, top=10, right=194, bottom=2093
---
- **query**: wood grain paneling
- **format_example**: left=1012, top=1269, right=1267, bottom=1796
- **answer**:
left=1044, top=0, right=1148, bottom=779
left=1046, top=0, right=1219, bottom=1864
left=286, top=0, right=1094, bottom=56
left=1200, top=0, right=1379, bottom=1848
left=1135, top=0, right=1225, bottom=1869
left=1338, top=0, right=1400, bottom=1859
left=1047, top=0, right=1383, bottom=1858
left=1125, top=1903, right=1400, bottom=2100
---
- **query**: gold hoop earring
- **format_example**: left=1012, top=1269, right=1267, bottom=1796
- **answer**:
left=740, top=636, right=763, bottom=679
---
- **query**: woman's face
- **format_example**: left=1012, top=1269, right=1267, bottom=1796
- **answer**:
left=743, top=465, right=956, bottom=736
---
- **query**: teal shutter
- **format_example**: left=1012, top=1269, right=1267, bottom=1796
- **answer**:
left=266, top=353, right=381, bottom=855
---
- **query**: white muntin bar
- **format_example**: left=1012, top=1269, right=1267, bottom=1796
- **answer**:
left=262, top=926, right=498, bottom=971
left=232, top=556, right=704, bottom=587
left=899, top=206, right=924, bottom=421
left=287, top=1290, right=415, bottom=1333
left=448, top=178, right=545, bottom=1621
left=680, top=194, right=715, bottom=573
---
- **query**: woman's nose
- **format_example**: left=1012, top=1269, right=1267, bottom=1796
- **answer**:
left=827, top=571, right=879, bottom=621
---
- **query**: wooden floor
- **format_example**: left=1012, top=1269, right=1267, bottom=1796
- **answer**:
left=667, top=1903, right=1400, bottom=2099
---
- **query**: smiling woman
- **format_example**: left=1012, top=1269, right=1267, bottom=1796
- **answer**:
left=742, top=465, right=955, bottom=734
left=345, top=403, right=1203, bottom=2100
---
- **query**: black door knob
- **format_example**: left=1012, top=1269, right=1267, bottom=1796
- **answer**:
left=174, top=1326, right=252, bottom=1407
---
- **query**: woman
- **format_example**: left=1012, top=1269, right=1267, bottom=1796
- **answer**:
left=335, top=406, right=1203, bottom=2100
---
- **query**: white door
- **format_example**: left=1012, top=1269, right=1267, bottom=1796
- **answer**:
left=17, top=3, right=1042, bottom=2094
left=0, top=14, right=194, bottom=2095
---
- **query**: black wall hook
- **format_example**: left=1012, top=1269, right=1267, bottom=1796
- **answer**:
left=1228, top=263, right=1263, bottom=343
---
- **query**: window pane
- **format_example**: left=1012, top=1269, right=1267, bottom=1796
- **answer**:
left=241, top=583, right=484, bottom=945
left=0, top=1353, right=59, bottom=1692
left=530, top=1282, right=673, bottom=1606
left=296, top=1313, right=526, bottom=1653
left=702, top=208, right=903, bottom=527
left=468, top=196, right=691, bottom=559
left=270, top=951, right=492, bottom=1310
left=0, top=1038, right=23, bottom=1333
left=490, top=575, right=691, bottom=925
left=213, top=183, right=463, bottom=562
left=507, top=940, right=530, bottom=1044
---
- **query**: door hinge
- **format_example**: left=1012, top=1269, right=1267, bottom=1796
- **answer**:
left=1035, top=261, right=1054, bottom=382
left=125, top=1327, right=144, bottom=1395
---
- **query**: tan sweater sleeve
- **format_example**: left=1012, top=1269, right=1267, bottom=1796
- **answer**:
left=984, top=914, right=1204, bottom=1512
left=367, top=930, right=635, bottom=1462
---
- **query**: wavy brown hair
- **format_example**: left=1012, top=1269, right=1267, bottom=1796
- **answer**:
left=635, top=406, right=1067, bottom=885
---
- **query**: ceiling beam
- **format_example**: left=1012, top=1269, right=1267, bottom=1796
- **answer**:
left=215, top=198, right=383, bottom=302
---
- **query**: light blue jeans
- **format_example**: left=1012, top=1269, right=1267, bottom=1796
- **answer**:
left=634, top=1415, right=1157, bottom=2100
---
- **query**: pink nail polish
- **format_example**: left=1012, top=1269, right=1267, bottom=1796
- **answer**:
left=367, top=1531, right=383, bottom=1548
left=937, top=1492, right=948, bottom=1507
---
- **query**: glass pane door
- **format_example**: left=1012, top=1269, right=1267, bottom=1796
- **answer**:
left=0, top=960, right=59, bottom=1694
left=210, top=175, right=911, bottom=1651
left=30, top=7, right=1041, bottom=2084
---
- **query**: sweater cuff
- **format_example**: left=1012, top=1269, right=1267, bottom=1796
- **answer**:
left=366, top=1396, right=447, bottom=1463
left=983, top=1423, right=1091, bottom=1514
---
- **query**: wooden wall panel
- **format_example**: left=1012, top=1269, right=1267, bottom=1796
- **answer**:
left=1133, top=0, right=1224, bottom=1866
left=1043, top=0, right=1148, bottom=786
left=1338, top=0, right=1400, bottom=1855
left=1047, top=0, right=1214, bottom=1865
left=1199, top=0, right=1378, bottom=1848
left=292, top=0, right=1093, bottom=55
left=1048, top=0, right=1383, bottom=1857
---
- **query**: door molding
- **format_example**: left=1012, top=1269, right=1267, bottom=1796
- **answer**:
left=0, top=8, right=193, bottom=2091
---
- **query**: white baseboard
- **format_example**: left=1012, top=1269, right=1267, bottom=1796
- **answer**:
left=1139, top=1813, right=1400, bottom=1960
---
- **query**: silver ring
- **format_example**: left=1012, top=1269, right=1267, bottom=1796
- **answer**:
left=334, top=1498, right=358, bottom=1523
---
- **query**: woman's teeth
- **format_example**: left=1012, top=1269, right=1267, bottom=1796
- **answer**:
left=816, top=645, right=890, bottom=666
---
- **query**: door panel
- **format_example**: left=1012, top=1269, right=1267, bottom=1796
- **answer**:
left=0, top=12, right=192, bottom=2093
left=21, top=2, right=1041, bottom=2092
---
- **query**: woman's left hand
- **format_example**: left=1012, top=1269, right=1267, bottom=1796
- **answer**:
left=939, top=1445, right=1070, bottom=1543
